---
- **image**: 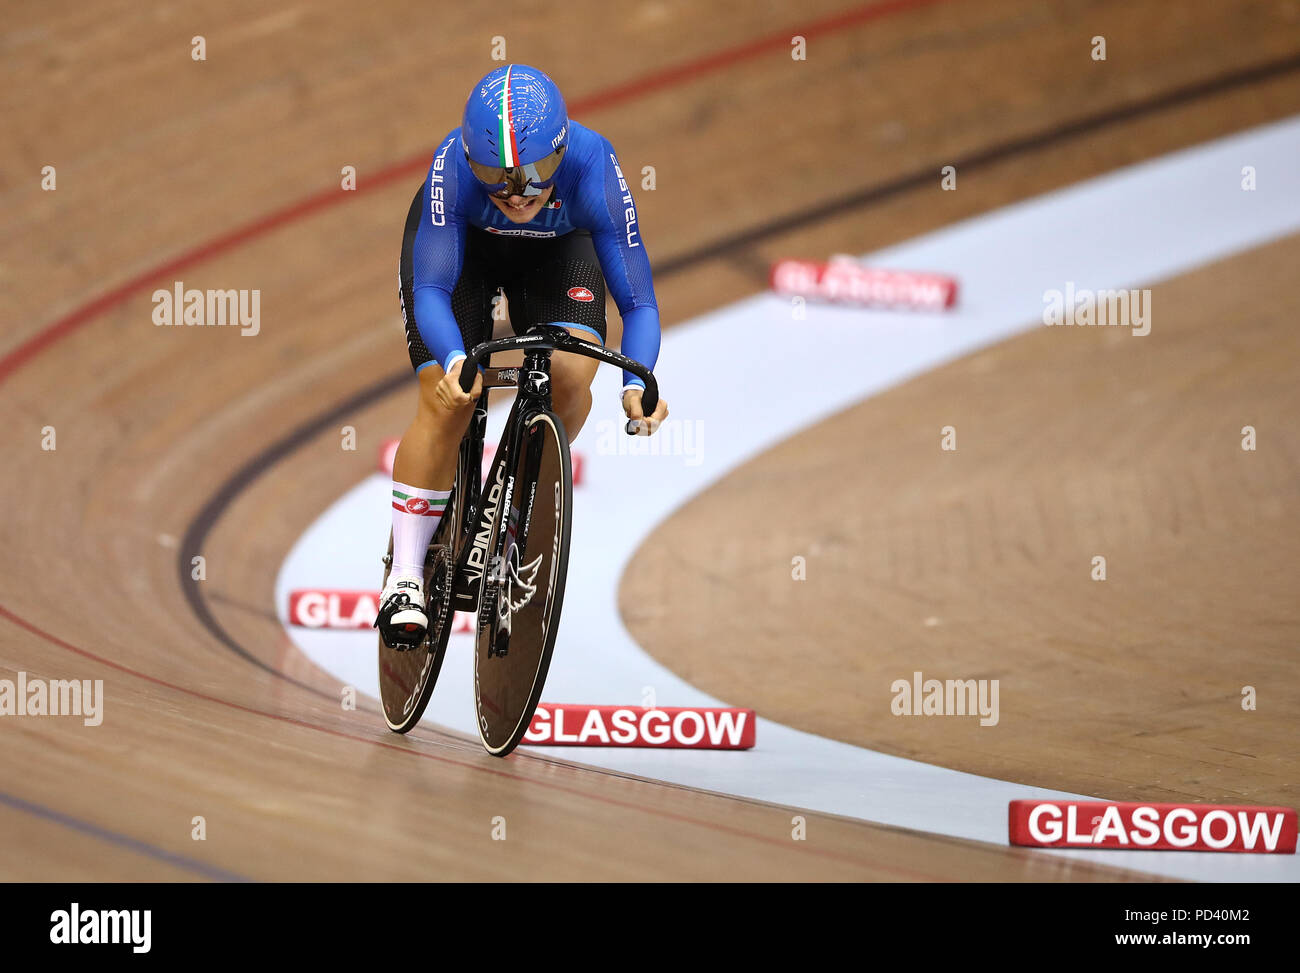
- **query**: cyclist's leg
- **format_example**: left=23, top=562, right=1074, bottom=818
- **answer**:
left=382, top=194, right=492, bottom=642
left=392, top=365, right=473, bottom=491
left=547, top=331, right=600, bottom=440
left=396, top=203, right=493, bottom=492
left=507, top=229, right=607, bottom=440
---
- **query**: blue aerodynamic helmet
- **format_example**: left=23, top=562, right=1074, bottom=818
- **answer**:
left=461, top=63, right=569, bottom=198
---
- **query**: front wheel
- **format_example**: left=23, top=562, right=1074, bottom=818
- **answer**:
left=474, top=411, right=572, bottom=756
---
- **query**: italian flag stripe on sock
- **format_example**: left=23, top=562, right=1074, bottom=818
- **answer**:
left=392, top=489, right=448, bottom=517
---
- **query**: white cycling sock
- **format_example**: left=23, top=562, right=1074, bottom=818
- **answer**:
left=391, top=482, right=451, bottom=580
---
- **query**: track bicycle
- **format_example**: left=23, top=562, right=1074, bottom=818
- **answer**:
left=377, top=325, right=659, bottom=756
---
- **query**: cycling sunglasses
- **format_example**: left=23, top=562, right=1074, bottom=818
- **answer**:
left=467, top=145, right=566, bottom=198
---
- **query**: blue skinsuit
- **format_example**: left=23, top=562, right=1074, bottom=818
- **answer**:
left=409, top=121, right=660, bottom=392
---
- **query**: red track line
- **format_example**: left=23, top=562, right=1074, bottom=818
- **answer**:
left=575, top=0, right=950, bottom=113
left=0, top=602, right=942, bottom=880
left=0, top=0, right=953, bottom=386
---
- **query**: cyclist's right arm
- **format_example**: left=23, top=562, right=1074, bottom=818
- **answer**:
left=411, top=140, right=471, bottom=376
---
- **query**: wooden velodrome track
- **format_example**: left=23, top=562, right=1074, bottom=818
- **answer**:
left=3, top=0, right=1298, bottom=881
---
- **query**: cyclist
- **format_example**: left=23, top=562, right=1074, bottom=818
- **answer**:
left=377, top=63, right=668, bottom=649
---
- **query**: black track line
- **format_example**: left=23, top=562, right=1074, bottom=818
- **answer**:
left=654, top=49, right=1300, bottom=277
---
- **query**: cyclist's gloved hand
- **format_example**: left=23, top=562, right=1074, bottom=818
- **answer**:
left=623, top=387, right=668, bottom=436
left=436, top=358, right=482, bottom=410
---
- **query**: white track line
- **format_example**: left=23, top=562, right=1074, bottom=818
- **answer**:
left=278, top=116, right=1300, bottom=881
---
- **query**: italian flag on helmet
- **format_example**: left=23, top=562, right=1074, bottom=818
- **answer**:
left=462, top=63, right=570, bottom=171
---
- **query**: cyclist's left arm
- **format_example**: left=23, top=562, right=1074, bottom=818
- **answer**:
left=572, top=138, right=663, bottom=407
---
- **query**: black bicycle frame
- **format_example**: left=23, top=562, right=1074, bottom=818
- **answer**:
left=446, top=326, right=659, bottom=614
